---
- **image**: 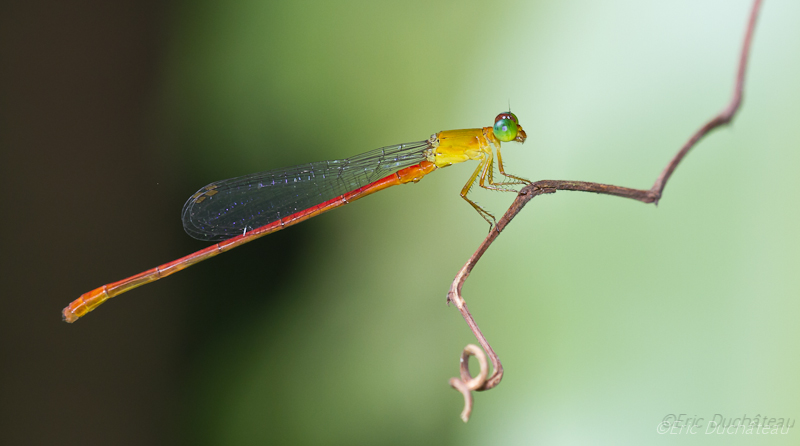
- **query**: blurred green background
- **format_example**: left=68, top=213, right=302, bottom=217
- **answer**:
left=2, top=0, right=799, bottom=444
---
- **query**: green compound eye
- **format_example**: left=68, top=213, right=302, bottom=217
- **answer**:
left=493, top=112, right=519, bottom=142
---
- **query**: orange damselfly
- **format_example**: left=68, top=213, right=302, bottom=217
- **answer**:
left=62, top=112, right=528, bottom=322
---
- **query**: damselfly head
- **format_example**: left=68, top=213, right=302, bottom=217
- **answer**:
left=493, top=112, right=526, bottom=143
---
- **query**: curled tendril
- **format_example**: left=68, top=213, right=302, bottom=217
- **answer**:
left=446, top=274, right=504, bottom=422
left=449, top=344, right=489, bottom=422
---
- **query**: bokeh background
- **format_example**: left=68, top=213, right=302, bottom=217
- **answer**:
left=2, top=0, right=799, bottom=444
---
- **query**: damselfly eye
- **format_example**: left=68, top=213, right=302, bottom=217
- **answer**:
left=493, top=112, right=519, bottom=142
left=495, top=112, right=518, bottom=124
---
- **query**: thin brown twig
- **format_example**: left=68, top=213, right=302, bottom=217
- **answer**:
left=448, top=0, right=763, bottom=421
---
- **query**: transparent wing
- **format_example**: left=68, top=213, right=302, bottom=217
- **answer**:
left=182, top=140, right=431, bottom=241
